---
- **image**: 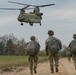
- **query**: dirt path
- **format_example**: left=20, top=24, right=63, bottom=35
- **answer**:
left=0, top=58, right=76, bottom=75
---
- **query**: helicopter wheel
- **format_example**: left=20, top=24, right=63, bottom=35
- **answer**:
left=40, top=23, right=41, bottom=26
left=29, top=23, right=33, bottom=26
left=21, top=22, right=23, bottom=25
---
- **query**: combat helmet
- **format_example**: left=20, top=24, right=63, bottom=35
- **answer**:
left=30, top=36, right=36, bottom=40
left=73, top=34, right=76, bottom=38
left=48, top=30, right=54, bottom=35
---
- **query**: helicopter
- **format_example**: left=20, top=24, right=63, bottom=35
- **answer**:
left=0, top=1, right=55, bottom=26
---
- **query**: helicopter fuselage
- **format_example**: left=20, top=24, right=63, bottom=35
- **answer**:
left=0, top=1, right=55, bottom=26
left=17, top=12, right=42, bottom=25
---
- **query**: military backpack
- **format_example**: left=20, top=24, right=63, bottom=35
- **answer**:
left=26, top=41, right=40, bottom=55
left=47, top=37, right=61, bottom=55
left=70, top=40, right=76, bottom=55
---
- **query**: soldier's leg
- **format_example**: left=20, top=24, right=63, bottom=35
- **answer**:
left=34, top=55, right=38, bottom=73
left=72, top=55, right=76, bottom=70
left=68, top=56, right=71, bottom=61
left=68, top=53, right=72, bottom=62
left=28, top=56, right=33, bottom=74
left=74, top=58, right=76, bottom=70
left=55, top=54, right=59, bottom=72
left=49, top=55, right=54, bottom=73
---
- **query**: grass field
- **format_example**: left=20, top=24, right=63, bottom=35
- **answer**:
left=0, top=56, right=48, bottom=69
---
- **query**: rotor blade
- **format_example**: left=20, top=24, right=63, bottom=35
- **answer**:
left=8, top=1, right=36, bottom=7
left=0, top=8, right=20, bottom=10
left=8, top=1, right=30, bottom=6
left=8, top=1, right=55, bottom=7
left=22, top=5, right=30, bottom=10
left=37, top=4, right=55, bottom=7
left=26, top=8, right=35, bottom=10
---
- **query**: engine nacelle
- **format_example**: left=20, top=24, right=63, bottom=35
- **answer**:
left=37, top=13, right=43, bottom=16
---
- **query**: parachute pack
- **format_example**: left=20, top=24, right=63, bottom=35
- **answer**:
left=26, top=41, right=40, bottom=55
left=70, top=40, right=76, bottom=55
left=47, top=37, right=62, bottom=55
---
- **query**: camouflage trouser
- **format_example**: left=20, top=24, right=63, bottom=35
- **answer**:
left=28, top=55, right=38, bottom=73
left=49, top=53, right=59, bottom=72
left=72, top=54, right=76, bottom=70
left=67, top=54, right=72, bottom=61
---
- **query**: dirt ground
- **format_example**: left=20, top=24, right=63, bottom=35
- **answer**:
left=0, top=58, right=76, bottom=75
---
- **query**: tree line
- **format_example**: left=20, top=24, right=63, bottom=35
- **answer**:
left=0, top=34, right=68, bottom=57
left=0, top=34, right=27, bottom=55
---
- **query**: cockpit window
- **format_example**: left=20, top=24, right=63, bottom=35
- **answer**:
left=19, top=14, right=23, bottom=18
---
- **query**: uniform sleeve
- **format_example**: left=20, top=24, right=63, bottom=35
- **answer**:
left=45, top=39, right=48, bottom=54
left=57, top=39, right=62, bottom=50
left=59, top=40, right=62, bottom=50
left=68, top=43, right=71, bottom=48
left=34, top=41, right=40, bottom=54
left=38, top=43, right=40, bottom=50
left=68, top=40, right=73, bottom=48
left=36, top=41, right=40, bottom=52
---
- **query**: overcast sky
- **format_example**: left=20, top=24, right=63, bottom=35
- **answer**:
left=0, top=0, right=76, bottom=49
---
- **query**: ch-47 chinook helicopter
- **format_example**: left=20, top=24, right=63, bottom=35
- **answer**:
left=0, top=1, right=55, bottom=26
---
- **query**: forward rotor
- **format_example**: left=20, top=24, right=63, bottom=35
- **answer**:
left=0, top=1, right=55, bottom=10
left=8, top=1, right=55, bottom=8
left=0, top=5, right=30, bottom=10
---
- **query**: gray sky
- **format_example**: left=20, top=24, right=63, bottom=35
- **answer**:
left=0, top=0, right=76, bottom=49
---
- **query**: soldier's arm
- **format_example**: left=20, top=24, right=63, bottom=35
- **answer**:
left=38, top=43, right=40, bottom=52
left=35, top=41, right=41, bottom=54
left=57, top=39, right=62, bottom=50
left=60, top=41, right=62, bottom=49
left=68, top=42, right=72, bottom=61
left=68, top=44, right=71, bottom=48
left=45, top=40, right=48, bottom=55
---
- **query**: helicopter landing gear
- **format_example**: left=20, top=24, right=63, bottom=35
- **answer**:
left=29, top=23, right=33, bottom=26
left=40, top=23, right=41, bottom=26
left=40, top=22, right=41, bottom=26
left=21, top=22, right=23, bottom=25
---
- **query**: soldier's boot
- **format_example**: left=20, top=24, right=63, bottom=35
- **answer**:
left=75, top=66, right=76, bottom=70
left=30, top=65, right=33, bottom=74
left=55, top=67, right=58, bottom=72
left=51, top=69, right=54, bottom=73
left=75, top=67, right=76, bottom=70
left=50, top=65, right=54, bottom=73
left=34, top=67, right=37, bottom=73
left=68, top=58, right=71, bottom=61
left=74, top=60, right=76, bottom=70
left=30, top=71, right=33, bottom=74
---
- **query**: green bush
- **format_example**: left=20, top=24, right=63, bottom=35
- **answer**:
left=38, top=50, right=46, bottom=56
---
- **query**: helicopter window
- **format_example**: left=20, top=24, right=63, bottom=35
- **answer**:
left=19, top=14, right=23, bottom=18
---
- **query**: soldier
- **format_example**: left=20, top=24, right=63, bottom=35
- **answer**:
left=66, top=47, right=72, bottom=62
left=68, top=34, right=76, bottom=70
left=45, top=30, right=62, bottom=73
left=26, top=36, right=40, bottom=74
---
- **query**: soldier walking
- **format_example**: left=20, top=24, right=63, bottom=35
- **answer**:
left=45, top=30, right=62, bottom=73
left=26, top=36, right=40, bottom=74
left=68, top=34, right=76, bottom=70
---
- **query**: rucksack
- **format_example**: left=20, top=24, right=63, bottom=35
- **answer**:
left=26, top=41, right=40, bottom=55
left=70, top=40, right=76, bottom=55
left=47, top=37, right=61, bottom=55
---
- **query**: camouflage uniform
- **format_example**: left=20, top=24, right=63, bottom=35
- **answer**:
left=72, top=54, right=76, bottom=69
left=28, top=36, right=40, bottom=74
left=28, top=55, right=38, bottom=74
left=45, top=30, right=62, bottom=73
left=48, top=52, right=59, bottom=73
left=68, top=34, right=76, bottom=70
left=67, top=51, right=72, bottom=61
